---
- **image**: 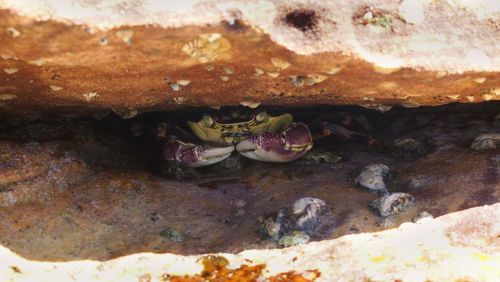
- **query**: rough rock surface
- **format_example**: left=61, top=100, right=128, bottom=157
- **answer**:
left=0, top=0, right=499, bottom=114
left=0, top=1, right=499, bottom=280
left=0, top=204, right=499, bottom=281
left=0, top=103, right=499, bottom=280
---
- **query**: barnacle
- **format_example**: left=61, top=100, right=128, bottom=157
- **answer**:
left=271, top=57, right=291, bottom=71
left=182, top=34, right=231, bottom=63
left=371, top=192, right=415, bottom=217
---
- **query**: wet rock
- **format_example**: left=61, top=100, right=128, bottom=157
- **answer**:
left=391, top=138, right=427, bottom=158
left=354, top=163, right=391, bottom=194
left=470, top=133, right=500, bottom=150
left=370, top=192, right=415, bottom=217
left=289, top=197, right=329, bottom=233
left=159, top=227, right=185, bottom=242
left=278, top=231, right=310, bottom=248
left=413, top=211, right=433, bottom=223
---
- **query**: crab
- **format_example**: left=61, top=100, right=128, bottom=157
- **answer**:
left=161, top=108, right=376, bottom=167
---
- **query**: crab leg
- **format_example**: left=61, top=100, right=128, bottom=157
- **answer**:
left=322, top=123, right=379, bottom=147
left=236, top=122, right=313, bottom=162
left=163, top=138, right=234, bottom=167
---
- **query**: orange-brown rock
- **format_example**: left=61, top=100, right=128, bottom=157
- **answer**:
left=0, top=1, right=499, bottom=115
left=0, top=1, right=499, bottom=281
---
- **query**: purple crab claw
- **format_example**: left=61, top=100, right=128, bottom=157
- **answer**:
left=163, top=139, right=234, bottom=167
left=236, top=122, right=313, bottom=162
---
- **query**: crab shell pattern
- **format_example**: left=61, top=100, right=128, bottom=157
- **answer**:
left=162, top=111, right=313, bottom=167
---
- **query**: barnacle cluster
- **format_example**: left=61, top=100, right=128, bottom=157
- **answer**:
left=259, top=197, right=329, bottom=245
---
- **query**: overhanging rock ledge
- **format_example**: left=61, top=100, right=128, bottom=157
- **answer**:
left=0, top=0, right=499, bottom=114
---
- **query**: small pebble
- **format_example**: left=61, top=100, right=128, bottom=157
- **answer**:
left=354, top=163, right=391, bottom=194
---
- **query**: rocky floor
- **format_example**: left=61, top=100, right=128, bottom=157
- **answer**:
left=0, top=102, right=498, bottom=261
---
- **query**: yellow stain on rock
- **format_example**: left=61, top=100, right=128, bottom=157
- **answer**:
left=371, top=255, right=386, bottom=262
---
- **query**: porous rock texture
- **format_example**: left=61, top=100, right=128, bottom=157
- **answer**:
left=0, top=1, right=500, bottom=281
left=0, top=0, right=499, bottom=115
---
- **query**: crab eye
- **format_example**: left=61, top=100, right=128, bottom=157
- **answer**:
left=202, top=115, right=214, bottom=127
left=255, top=111, right=268, bottom=122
